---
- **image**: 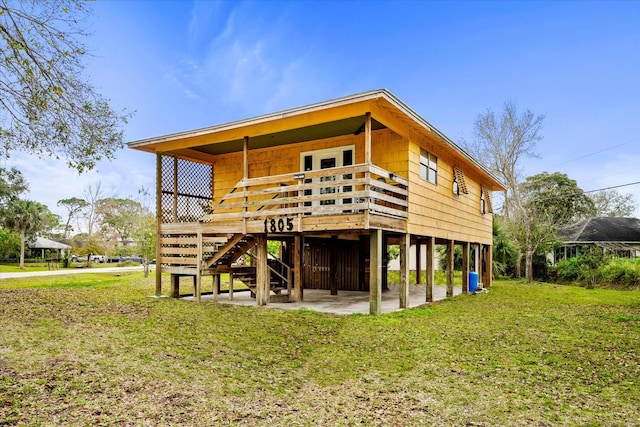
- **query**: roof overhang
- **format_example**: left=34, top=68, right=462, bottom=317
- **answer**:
left=128, top=89, right=506, bottom=191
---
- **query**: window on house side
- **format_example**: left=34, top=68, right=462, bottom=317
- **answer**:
left=454, top=167, right=469, bottom=194
left=480, top=186, right=493, bottom=214
left=420, top=149, right=437, bottom=185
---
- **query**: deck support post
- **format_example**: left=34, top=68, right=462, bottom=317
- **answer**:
left=213, top=274, right=220, bottom=303
left=155, top=153, right=163, bottom=297
left=170, top=274, right=179, bottom=298
left=195, top=232, right=202, bottom=303
left=446, top=240, right=454, bottom=298
left=416, top=241, right=422, bottom=285
left=369, top=229, right=382, bottom=315
left=462, top=241, right=470, bottom=294
left=425, top=236, right=434, bottom=302
left=330, top=236, right=338, bottom=295
left=229, top=271, right=234, bottom=301
left=256, top=234, right=269, bottom=306
left=399, top=233, right=410, bottom=309
left=483, top=244, right=493, bottom=288
left=294, top=235, right=303, bottom=301
left=447, top=240, right=455, bottom=298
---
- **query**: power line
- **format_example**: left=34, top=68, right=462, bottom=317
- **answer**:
left=553, top=138, right=640, bottom=167
left=583, top=181, right=640, bottom=194
left=578, top=167, right=639, bottom=185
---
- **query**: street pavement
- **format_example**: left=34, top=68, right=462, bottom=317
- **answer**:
left=0, top=265, right=154, bottom=279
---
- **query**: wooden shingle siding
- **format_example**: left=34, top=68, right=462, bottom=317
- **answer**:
left=406, top=139, right=493, bottom=244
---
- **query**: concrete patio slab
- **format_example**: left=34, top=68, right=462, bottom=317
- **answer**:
left=184, top=284, right=463, bottom=315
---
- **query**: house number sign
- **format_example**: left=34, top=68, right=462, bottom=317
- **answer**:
left=264, top=217, right=294, bottom=233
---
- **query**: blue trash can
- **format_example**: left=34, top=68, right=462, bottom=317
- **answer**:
left=468, top=272, right=479, bottom=293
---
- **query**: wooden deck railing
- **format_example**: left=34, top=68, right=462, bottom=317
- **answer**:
left=200, top=163, right=408, bottom=223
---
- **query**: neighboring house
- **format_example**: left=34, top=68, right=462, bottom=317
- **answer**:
left=128, top=89, right=505, bottom=314
left=554, top=217, right=640, bottom=263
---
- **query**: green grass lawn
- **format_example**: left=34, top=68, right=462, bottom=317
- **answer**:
left=0, top=273, right=638, bottom=426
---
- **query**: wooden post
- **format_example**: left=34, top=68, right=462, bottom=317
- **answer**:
left=330, top=237, right=338, bottom=296
left=172, top=156, right=178, bottom=222
left=365, top=112, right=372, bottom=165
left=170, top=274, right=179, bottom=298
left=462, top=241, right=470, bottom=294
left=213, top=274, right=220, bottom=303
left=243, top=136, right=249, bottom=181
left=425, top=237, right=434, bottom=302
left=364, top=112, right=372, bottom=229
left=294, top=235, right=303, bottom=301
left=195, top=232, right=203, bottom=303
left=399, top=233, right=410, bottom=309
left=155, top=153, right=163, bottom=297
left=242, top=136, right=249, bottom=235
left=446, top=240, right=454, bottom=298
left=486, top=244, right=493, bottom=288
left=256, top=234, right=269, bottom=306
left=229, top=271, right=234, bottom=301
left=475, top=243, right=481, bottom=275
left=369, top=229, right=382, bottom=315
left=416, top=240, right=422, bottom=285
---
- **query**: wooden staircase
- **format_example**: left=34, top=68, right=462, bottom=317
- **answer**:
left=159, top=228, right=292, bottom=302
left=231, top=261, right=290, bottom=303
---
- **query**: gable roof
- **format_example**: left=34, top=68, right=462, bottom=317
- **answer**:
left=128, top=89, right=505, bottom=191
left=557, top=217, right=640, bottom=244
left=28, top=237, right=72, bottom=250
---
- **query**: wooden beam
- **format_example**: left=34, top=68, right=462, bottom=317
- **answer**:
left=294, top=235, right=303, bottom=301
left=243, top=136, right=249, bottom=181
left=256, top=234, right=269, bottom=306
left=446, top=240, right=454, bottom=298
left=462, top=241, right=470, bottom=294
left=399, top=233, right=410, bottom=309
left=369, top=229, right=382, bottom=315
left=425, top=237, right=434, bottom=302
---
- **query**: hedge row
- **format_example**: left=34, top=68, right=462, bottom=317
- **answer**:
left=553, top=256, right=640, bottom=289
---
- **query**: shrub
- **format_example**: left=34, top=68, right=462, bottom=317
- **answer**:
left=600, top=258, right=640, bottom=289
left=555, top=257, right=580, bottom=282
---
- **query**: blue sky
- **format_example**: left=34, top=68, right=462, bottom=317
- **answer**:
left=6, top=0, right=640, bottom=218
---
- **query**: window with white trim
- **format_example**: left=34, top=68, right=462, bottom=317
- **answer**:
left=420, top=149, right=437, bottom=185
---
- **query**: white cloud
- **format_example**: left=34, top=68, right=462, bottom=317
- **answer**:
left=4, top=149, right=155, bottom=220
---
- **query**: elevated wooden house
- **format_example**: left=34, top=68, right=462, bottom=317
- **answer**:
left=128, top=90, right=505, bottom=314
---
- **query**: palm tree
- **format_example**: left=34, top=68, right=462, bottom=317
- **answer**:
left=3, top=199, right=48, bottom=269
